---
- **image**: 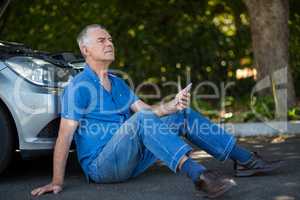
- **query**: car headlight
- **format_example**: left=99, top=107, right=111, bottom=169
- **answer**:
left=5, top=56, right=75, bottom=88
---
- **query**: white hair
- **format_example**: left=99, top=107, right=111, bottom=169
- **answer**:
left=76, top=24, right=107, bottom=57
left=76, top=24, right=107, bottom=47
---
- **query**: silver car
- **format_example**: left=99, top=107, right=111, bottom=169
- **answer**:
left=0, top=41, right=83, bottom=173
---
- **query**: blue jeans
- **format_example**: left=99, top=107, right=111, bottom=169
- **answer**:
left=88, top=108, right=236, bottom=183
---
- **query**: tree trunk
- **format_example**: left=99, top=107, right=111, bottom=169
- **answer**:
left=244, top=0, right=296, bottom=119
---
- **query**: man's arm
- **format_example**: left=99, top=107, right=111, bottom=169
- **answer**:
left=31, top=118, right=78, bottom=196
left=131, top=85, right=191, bottom=117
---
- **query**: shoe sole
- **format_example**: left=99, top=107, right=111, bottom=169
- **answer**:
left=205, top=179, right=236, bottom=199
left=235, top=160, right=286, bottom=177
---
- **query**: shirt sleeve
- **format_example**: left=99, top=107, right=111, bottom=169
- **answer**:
left=60, top=84, right=89, bottom=121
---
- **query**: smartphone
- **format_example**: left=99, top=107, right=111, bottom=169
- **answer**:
left=183, top=83, right=192, bottom=92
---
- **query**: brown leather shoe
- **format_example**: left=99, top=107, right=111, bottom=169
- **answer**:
left=234, top=152, right=285, bottom=177
left=194, top=170, right=236, bottom=199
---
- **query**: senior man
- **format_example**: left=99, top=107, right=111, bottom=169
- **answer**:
left=31, top=24, right=283, bottom=199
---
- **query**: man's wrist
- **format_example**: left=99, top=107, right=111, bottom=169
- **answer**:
left=159, top=100, right=177, bottom=116
left=52, top=178, right=63, bottom=186
left=152, top=99, right=178, bottom=117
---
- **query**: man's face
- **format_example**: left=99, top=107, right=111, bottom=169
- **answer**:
left=84, top=28, right=115, bottom=62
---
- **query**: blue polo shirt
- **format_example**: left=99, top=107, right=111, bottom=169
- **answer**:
left=60, top=65, right=139, bottom=178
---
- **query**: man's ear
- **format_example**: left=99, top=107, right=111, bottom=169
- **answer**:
left=82, top=46, right=89, bottom=57
left=79, top=45, right=89, bottom=58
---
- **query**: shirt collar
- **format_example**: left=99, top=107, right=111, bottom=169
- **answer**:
left=83, top=63, right=115, bottom=83
left=83, top=64, right=100, bottom=83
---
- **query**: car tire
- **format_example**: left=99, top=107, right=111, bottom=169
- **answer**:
left=0, top=106, right=14, bottom=174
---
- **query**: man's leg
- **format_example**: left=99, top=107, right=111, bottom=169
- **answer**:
left=185, top=109, right=284, bottom=177
left=158, top=108, right=237, bottom=162
left=159, top=108, right=284, bottom=177
left=89, top=108, right=236, bottom=183
left=88, top=109, right=235, bottom=198
left=151, top=110, right=236, bottom=198
left=88, top=109, right=193, bottom=183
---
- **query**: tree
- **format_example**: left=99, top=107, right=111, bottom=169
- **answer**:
left=243, top=0, right=296, bottom=119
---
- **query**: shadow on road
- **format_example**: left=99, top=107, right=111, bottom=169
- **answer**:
left=0, top=136, right=299, bottom=200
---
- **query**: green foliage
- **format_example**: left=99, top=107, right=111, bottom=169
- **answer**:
left=290, top=0, right=300, bottom=97
left=0, top=0, right=251, bottom=87
left=0, top=0, right=299, bottom=122
left=250, top=96, right=275, bottom=121
left=288, top=107, right=300, bottom=120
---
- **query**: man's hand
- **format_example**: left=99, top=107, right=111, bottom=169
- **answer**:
left=31, top=183, right=62, bottom=196
left=30, top=118, right=78, bottom=197
left=172, top=83, right=192, bottom=111
left=130, top=83, right=192, bottom=117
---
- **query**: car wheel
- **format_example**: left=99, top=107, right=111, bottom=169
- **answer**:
left=0, top=106, right=14, bottom=174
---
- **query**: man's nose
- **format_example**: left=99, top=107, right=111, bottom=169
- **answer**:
left=106, top=39, right=113, bottom=47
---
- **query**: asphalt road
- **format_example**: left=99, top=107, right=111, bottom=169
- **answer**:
left=0, top=136, right=300, bottom=200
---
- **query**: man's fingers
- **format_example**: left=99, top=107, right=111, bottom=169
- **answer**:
left=181, top=96, right=190, bottom=101
left=175, top=90, right=191, bottom=111
left=40, top=187, right=53, bottom=196
left=179, top=100, right=189, bottom=106
left=179, top=103, right=189, bottom=108
left=32, top=185, right=57, bottom=197
left=31, top=183, right=62, bottom=197
left=178, top=95, right=191, bottom=99
left=177, top=101, right=189, bottom=110
left=178, top=92, right=190, bottom=100
left=182, top=93, right=191, bottom=98
left=32, top=187, right=45, bottom=196
left=179, top=96, right=190, bottom=106
left=31, top=188, right=40, bottom=196
left=179, top=96, right=190, bottom=104
left=53, top=186, right=62, bottom=194
left=36, top=188, right=45, bottom=196
left=32, top=188, right=41, bottom=196
left=38, top=187, right=49, bottom=196
left=31, top=189, right=36, bottom=196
